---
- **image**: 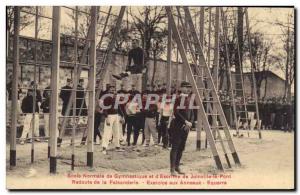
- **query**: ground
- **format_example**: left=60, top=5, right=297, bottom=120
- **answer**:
left=6, top=130, right=295, bottom=190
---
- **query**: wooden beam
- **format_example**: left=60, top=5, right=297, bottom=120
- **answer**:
left=245, top=8, right=262, bottom=139
left=166, top=14, right=172, bottom=95
left=10, top=6, right=20, bottom=167
left=87, top=6, right=97, bottom=168
left=199, top=7, right=205, bottom=47
left=49, top=6, right=61, bottom=174
left=212, top=7, right=220, bottom=90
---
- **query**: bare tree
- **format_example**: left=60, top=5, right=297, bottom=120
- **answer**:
left=245, top=32, right=273, bottom=98
left=272, top=12, right=295, bottom=102
left=128, top=6, right=167, bottom=88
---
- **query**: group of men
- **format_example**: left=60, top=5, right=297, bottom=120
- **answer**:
left=7, top=77, right=194, bottom=176
left=91, top=81, right=194, bottom=175
left=219, top=91, right=295, bottom=132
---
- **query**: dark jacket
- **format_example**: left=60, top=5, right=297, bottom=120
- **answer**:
left=170, top=95, right=194, bottom=131
left=76, top=85, right=87, bottom=116
left=21, top=95, right=39, bottom=113
left=43, top=86, right=51, bottom=99
left=128, top=47, right=144, bottom=67
left=41, top=97, right=50, bottom=113
left=144, top=104, right=159, bottom=119
left=7, top=82, right=22, bottom=100
left=60, top=85, right=72, bottom=115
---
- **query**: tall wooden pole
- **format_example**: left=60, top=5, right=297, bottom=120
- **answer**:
left=87, top=6, right=98, bottom=168
left=211, top=7, right=220, bottom=140
left=199, top=7, right=205, bottom=149
left=167, top=14, right=172, bottom=95
left=235, top=8, right=244, bottom=97
left=213, top=7, right=220, bottom=89
left=49, top=6, right=61, bottom=174
left=245, top=8, right=262, bottom=139
left=10, top=6, right=20, bottom=168
left=31, top=6, right=39, bottom=164
left=199, top=7, right=205, bottom=47
left=182, top=11, right=188, bottom=82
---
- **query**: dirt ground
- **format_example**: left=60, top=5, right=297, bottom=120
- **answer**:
left=6, top=130, right=295, bottom=190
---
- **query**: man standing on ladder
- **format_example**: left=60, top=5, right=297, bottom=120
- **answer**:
left=112, top=39, right=146, bottom=91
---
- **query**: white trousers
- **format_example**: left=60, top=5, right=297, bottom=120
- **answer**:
left=102, top=114, right=121, bottom=148
left=21, top=114, right=39, bottom=139
left=44, top=114, right=59, bottom=138
left=124, top=73, right=142, bottom=92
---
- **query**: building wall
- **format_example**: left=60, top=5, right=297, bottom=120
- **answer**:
left=219, top=72, right=285, bottom=99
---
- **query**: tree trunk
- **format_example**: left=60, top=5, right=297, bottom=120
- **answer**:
left=284, top=22, right=290, bottom=99
left=263, top=76, right=268, bottom=99
left=151, top=51, right=157, bottom=86
left=235, top=7, right=244, bottom=96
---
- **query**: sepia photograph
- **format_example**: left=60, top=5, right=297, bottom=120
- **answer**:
left=5, top=5, right=295, bottom=190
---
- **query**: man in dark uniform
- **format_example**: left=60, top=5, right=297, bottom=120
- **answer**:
left=128, top=84, right=140, bottom=96
left=161, top=83, right=167, bottom=94
left=169, top=81, right=193, bottom=176
left=94, top=80, right=105, bottom=144
left=76, top=79, right=88, bottom=116
left=112, top=39, right=146, bottom=80
left=117, top=84, right=127, bottom=94
left=30, top=81, right=43, bottom=104
left=59, top=78, right=73, bottom=116
left=76, top=79, right=88, bottom=145
left=142, top=84, right=152, bottom=95
left=20, top=89, right=41, bottom=144
left=41, top=85, right=51, bottom=140
left=117, top=85, right=128, bottom=137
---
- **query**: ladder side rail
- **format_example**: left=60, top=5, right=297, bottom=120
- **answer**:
left=220, top=9, right=239, bottom=133
left=245, top=8, right=262, bottom=139
left=234, top=9, right=250, bottom=130
left=183, top=7, right=241, bottom=165
left=95, top=6, right=126, bottom=100
left=167, top=6, right=224, bottom=170
left=177, top=7, right=233, bottom=168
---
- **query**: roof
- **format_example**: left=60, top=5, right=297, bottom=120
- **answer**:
left=243, top=70, right=285, bottom=81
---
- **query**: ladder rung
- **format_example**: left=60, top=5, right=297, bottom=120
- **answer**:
left=59, top=116, right=88, bottom=118
left=60, top=61, right=91, bottom=67
left=202, top=100, right=218, bottom=103
left=193, top=75, right=208, bottom=79
left=215, top=139, right=229, bottom=143
left=206, top=113, right=220, bottom=116
left=197, top=88, right=212, bottom=91
left=76, top=89, right=92, bottom=92
left=211, top=126, right=225, bottom=129
left=231, top=73, right=242, bottom=75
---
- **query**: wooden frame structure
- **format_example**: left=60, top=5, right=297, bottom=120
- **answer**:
left=8, top=6, right=267, bottom=173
